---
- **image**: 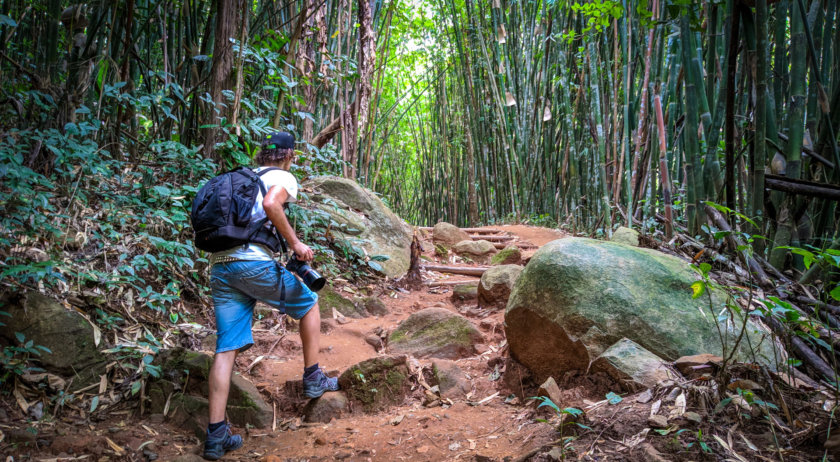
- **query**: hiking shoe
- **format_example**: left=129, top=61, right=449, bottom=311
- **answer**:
left=203, top=422, right=243, bottom=460
left=303, top=368, right=340, bottom=398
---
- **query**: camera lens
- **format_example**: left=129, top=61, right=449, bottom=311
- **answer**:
left=286, top=254, right=326, bottom=292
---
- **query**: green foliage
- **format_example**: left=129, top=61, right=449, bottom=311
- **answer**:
left=0, top=332, right=52, bottom=384
left=531, top=395, right=589, bottom=460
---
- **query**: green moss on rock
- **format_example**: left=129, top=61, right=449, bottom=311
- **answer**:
left=337, top=355, right=410, bottom=412
left=491, top=246, right=521, bottom=265
left=388, top=308, right=482, bottom=359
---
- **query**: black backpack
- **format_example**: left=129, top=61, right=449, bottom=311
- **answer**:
left=190, top=167, right=287, bottom=253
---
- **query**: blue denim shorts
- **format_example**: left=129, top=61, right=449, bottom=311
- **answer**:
left=210, top=260, right=318, bottom=353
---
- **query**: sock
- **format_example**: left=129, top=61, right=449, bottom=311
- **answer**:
left=304, top=363, right=320, bottom=378
left=208, top=421, right=225, bottom=433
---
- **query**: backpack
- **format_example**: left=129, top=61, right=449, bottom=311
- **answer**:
left=190, top=166, right=287, bottom=253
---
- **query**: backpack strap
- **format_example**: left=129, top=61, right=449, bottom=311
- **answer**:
left=245, top=167, right=289, bottom=253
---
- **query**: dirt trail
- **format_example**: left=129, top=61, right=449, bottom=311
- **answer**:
left=245, top=225, right=568, bottom=461
left=7, top=225, right=580, bottom=461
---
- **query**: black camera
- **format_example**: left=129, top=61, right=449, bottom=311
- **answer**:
left=285, top=253, right=326, bottom=292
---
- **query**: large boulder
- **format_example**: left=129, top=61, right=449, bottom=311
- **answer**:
left=389, top=308, right=483, bottom=359
left=338, top=355, right=411, bottom=412
left=478, top=265, right=523, bottom=309
left=148, top=348, right=272, bottom=439
left=0, top=292, right=105, bottom=385
left=318, top=285, right=365, bottom=318
left=505, top=238, right=778, bottom=382
left=304, top=176, right=413, bottom=278
left=433, top=222, right=470, bottom=246
left=452, top=240, right=497, bottom=263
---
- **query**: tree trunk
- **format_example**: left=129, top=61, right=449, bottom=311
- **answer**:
left=203, top=0, right=239, bottom=160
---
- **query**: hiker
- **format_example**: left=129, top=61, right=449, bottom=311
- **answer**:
left=201, top=131, right=339, bottom=460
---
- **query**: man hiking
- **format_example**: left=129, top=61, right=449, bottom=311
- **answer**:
left=202, top=131, right=339, bottom=460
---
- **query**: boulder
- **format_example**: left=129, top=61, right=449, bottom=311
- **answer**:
left=148, top=348, right=272, bottom=439
left=612, top=226, right=641, bottom=247
left=505, top=238, right=778, bottom=382
left=451, top=284, right=478, bottom=305
left=478, top=265, right=523, bottom=309
left=318, top=285, right=365, bottom=318
left=491, top=245, right=522, bottom=265
left=0, top=292, right=105, bottom=385
left=591, top=338, right=678, bottom=391
left=431, top=360, right=471, bottom=399
left=302, top=393, right=348, bottom=423
left=452, top=240, right=497, bottom=263
left=305, top=176, right=413, bottom=278
left=389, top=308, right=483, bottom=359
left=433, top=222, right=470, bottom=246
left=338, top=355, right=411, bottom=412
left=674, top=353, right=722, bottom=376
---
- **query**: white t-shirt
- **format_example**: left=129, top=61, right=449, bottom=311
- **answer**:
left=209, top=167, right=298, bottom=262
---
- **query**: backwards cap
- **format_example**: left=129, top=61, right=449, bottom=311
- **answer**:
left=262, top=131, right=295, bottom=150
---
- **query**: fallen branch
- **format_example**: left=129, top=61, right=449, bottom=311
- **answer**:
left=418, top=226, right=503, bottom=234
left=704, top=204, right=772, bottom=287
left=471, top=235, right=514, bottom=242
left=766, top=315, right=836, bottom=382
left=421, top=265, right=488, bottom=277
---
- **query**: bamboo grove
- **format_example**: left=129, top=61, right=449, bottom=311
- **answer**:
left=375, top=0, right=840, bottom=274
left=1, top=0, right=839, bottom=277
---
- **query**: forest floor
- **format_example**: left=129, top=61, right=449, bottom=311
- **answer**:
left=4, top=225, right=830, bottom=461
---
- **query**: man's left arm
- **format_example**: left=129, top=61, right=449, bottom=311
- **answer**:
left=263, top=185, right=314, bottom=261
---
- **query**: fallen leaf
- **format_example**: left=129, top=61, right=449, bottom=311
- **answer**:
left=390, top=414, right=404, bottom=426
left=104, top=437, right=125, bottom=454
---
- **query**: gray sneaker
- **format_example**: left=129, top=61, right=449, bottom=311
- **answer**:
left=303, top=368, right=340, bottom=398
left=203, top=422, right=242, bottom=460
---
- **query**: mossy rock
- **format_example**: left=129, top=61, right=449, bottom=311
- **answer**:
left=318, top=285, right=366, bottom=318
left=491, top=245, right=522, bottom=265
left=435, top=243, right=449, bottom=258
left=612, top=226, right=640, bottom=247
left=337, top=355, right=411, bottom=412
left=150, top=348, right=272, bottom=433
left=305, top=176, right=413, bottom=278
left=431, top=359, right=471, bottom=399
left=452, top=240, right=497, bottom=263
left=357, top=296, right=388, bottom=316
left=451, top=284, right=478, bottom=305
left=0, top=291, right=106, bottom=385
left=389, top=308, right=483, bottom=359
left=505, top=238, right=779, bottom=382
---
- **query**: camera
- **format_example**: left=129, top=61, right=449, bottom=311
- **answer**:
left=285, top=253, right=326, bottom=292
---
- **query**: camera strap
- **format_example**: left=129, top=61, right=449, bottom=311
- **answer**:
left=275, top=260, right=286, bottom=302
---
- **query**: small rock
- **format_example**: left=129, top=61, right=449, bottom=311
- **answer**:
left=683, top=411, right=702, bottom=424
left=27, top=401, right=44, bottom=420
left=143, top=449, right=159, bottom=461
left=432, top=360, right=471, bottom=399
left=200, top=334, right=217, bottom=351
left=451, top=284, right=479, bottom=305
left=417, top=445, right=430, bottom=454
left=365, top=334, right=383, bottom=350
left=474, top=343, right=490, bottom=354
left=537, top=377, right=563, bottom=407
left=315, top=436, right=327, bottom=446
left=490, top=245, right=521, bottom=265
left=148, top=413, right=165, bottom=424
left=321, top=318, right=338, bottom=333
left=636, top=389, right=653, bottom=404
left=479, top=320, right=495, bottom=330
left=335, top=451, right=353, bottom=459
left=639, top=442, right=669, bottom=462
left=674, top=354, right=722, bottom=376
left=303, top=392, right=348, bottom=423
left=433, top=222, right=471, bottom=246
left=647, top=414, right=669, bottom=429
left=359, top=297, right=389, bottom=316
left=611, top=226, right=641, bottom=247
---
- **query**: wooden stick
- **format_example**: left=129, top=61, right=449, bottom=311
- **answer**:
left=766, top=316, right=836, bottom=382
left=418, top=226, right=503, bottom=234
left=470, top=235, right=514, bottom=242
left=793, top=296, right=840, bottom=317
left=424, top=280, right=479, bottom=286
left=494, top=242, right=537, bottom=249
left=421, top=265, right=488, bottom=276
left=703, top=204, right=772, bottom=286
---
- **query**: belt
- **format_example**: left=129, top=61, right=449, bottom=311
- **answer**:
left=210, top=255, right=246, bottom=265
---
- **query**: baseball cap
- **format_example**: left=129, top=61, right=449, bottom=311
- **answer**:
left=262, top=131, right=295, bottom=149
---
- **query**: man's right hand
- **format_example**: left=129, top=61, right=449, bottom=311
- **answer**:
left=291, top=241, right=314, bottom=262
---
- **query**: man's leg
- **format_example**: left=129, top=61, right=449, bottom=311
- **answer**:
left=299, top=302, right=321, bottom=368
left=208, top=350, right=237, bottom=423
left=298, top=302, right=339, bottom=398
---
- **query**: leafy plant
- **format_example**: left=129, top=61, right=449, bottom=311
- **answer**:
left=531, top=396, right=590, bottom=460
left=0, top=332, right=52, bottom=384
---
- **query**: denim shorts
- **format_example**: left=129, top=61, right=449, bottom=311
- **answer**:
left=210, top=260, right=318, bottom=353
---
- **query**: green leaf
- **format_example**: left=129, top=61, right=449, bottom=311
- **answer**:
left=131, top=380, right=142, bottom=395
left=691, top=281, right=705, bottom=299
left=830, top=286, right=840, bottom=303
left=90, top=395, right=100, bottom=412
left=367, top=261, right=383, bottom=273
left=605, top=392, right=622, bottom=405
left=0, top=14, right=18, bottom=27
left=169, top=312, right=179, bottom=323
left=15, top=332, right=25, bottom=343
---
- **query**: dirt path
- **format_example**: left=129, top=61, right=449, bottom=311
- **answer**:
left=5, top=225, right=586, bottom=461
